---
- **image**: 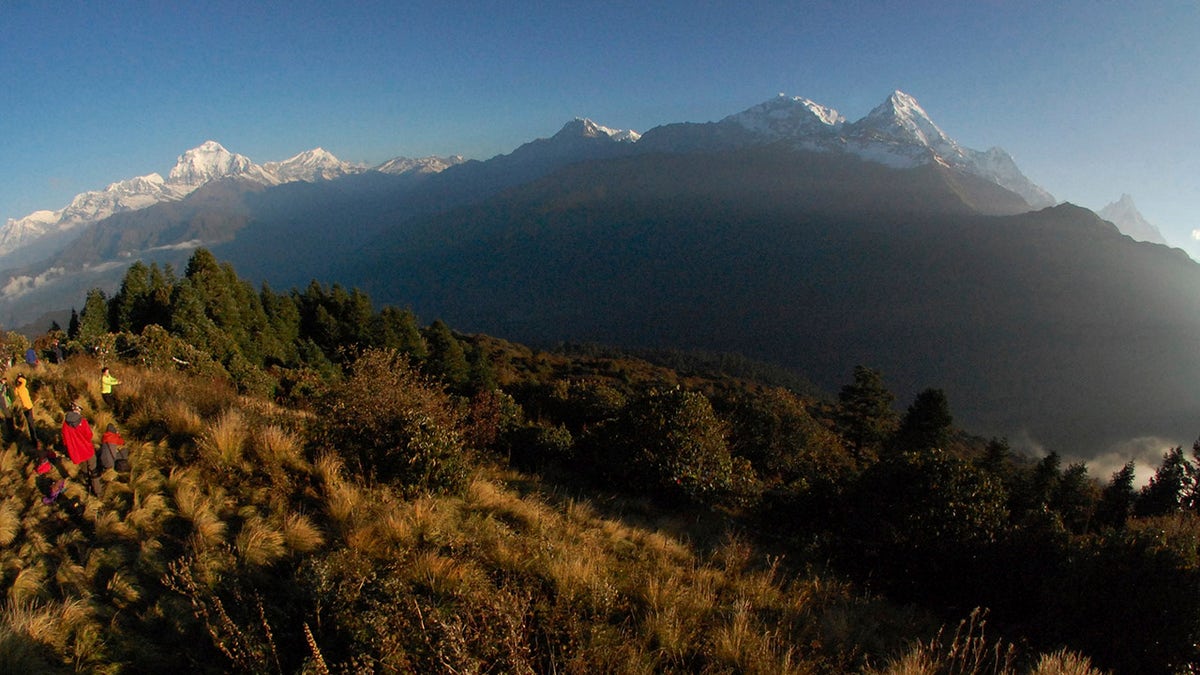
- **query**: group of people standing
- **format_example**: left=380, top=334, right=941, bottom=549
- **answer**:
left=0, top=356, right=128, bottom=503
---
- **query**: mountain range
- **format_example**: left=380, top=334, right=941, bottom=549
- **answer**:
left=0, top=90, right=1193, bottom=461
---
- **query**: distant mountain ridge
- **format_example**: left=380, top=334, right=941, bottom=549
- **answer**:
left=0, top=141, right=461, bottom=267
left=3, top=89, right=1194, bottom=462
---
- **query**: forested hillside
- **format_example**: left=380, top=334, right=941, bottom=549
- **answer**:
left=0, top=249, right=1196, bottom=673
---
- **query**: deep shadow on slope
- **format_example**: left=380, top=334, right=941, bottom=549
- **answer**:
left=348, top=148, right=1200, bottom=458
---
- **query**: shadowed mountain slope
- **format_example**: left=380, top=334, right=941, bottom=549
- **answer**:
left=338, top=147, right=1200, bottom=456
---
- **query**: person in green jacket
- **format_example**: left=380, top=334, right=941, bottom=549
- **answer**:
left=100, top=367, right=120, bottom=409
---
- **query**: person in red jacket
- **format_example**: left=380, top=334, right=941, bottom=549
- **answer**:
left=98, top=423, right=129, bottom=473
left=61, top=402, right=102, bottom=497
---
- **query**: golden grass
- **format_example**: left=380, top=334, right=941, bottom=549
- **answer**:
left=281, top=512, right=325, bottom=554
left=105, top=570, right=141, bottom=607
left=92, top=509, right=134, bottom=542
left=866, top=609, right=1016, bottom=675
left=409, top=550, right=482, bottom=597
left=53, top=561, right=90, bottom=599
left=8, top=565, right=45, bottom=605
left=163, top=399, right=204, bottom=439
left=202, top=409, right=249, bottom=470
left=235, top=518, right=286, bottom=567
left=1028, top=649, right=1106, bottom=675
left=0, top=501, right=21, bottom=547
left=168, top=467, right=227, bottom=548
left=0, top=599, right=91, bottom=672
left=253, top=425, right=305, bottom=469
left=0, top=447, right=23, bottom=475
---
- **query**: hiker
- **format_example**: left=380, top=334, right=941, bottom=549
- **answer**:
left=98, top=423, right=129, bottom=473
left=12, top=375, right=37, bottom=445
left=100, top=367, right=120, bottom=410
left=52, top=339, right=64, bottom=365
left=0, top=375, right=10, bottom=440
left=24, top=347, right=38, bottom=369
left=61, top=403, right=102, bottom=497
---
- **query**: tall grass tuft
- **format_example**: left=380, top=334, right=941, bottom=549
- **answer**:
left=201, top=409, right=250, bottom=470
left=162, top=399, right=204, bottom=439
left=0, top=599, right=92, bottom=672
left=281, top=512, right=325, bottom=554
left=1028, top=649, right=1105, bottom=675
left=8, top=565, right=46, bottom=605
left=0, top=447, right=23, bottom=475
left=235, top=517, right=287, bottom=567
left=866, top=608, right=1016, bottom=675
left=0, top=501, right=21, bottom=547
left=254, top=424, right=304, bottom=469
left=169, top=467, right=226, bottom=548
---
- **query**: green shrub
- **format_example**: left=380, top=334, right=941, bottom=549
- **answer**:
left=589, top=387, right=736, bottom=506
left=311, top=348, right=469, bottom=495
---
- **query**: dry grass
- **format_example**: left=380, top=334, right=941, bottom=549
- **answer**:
left=0, top=501, right=21, bottom=547
left=7, top=565, right=45, bottom=605
left=1028, top=649, right=1105, bottom=675
left=0, top=356, right=1112, bottom=674
left=253, top=424, right=305, bottom=469
left=162, top=400, right=204, bottom=439
left=0, top=599, right=92, bottom=672
left=280, top=512, right=325, bottom=554
left=235, top=518, right=287, bottom=567
left=202, top=409, right=249, bottom=470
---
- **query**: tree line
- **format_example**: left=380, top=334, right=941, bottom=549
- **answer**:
left=52, top=249, right=1200, bottom=672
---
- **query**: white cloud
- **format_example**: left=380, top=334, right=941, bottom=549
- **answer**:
left=1071, top=436, right=1180, bottom=489
left=0, top=266, right=66, bottom=298
left=1192, top=229, right=1200, bottom=240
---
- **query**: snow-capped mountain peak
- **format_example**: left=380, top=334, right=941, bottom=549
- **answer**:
left=850, top=89, right=961, bottom=159
left=263, top=147, right=363, bottom=182
left=167, top=140, right=276, bottom=187
left=374, top=155, right=466, bottom=176
left=725, top=94, right=845, bottom=138
left=1098, top=194, right=1168, bottom=245
left=0, top=141, right=379, bottom=261
left=556, top=118, right=641, bottom=142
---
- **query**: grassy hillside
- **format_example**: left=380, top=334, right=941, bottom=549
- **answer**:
left=0, top=349, right=1109, bottom=673
left=5, top=249, right=1195, bottom=672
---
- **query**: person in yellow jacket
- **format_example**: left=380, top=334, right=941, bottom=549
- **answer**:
left=12, top=374, right=36, bottom=444
left=100, top=367, right=120, bottom=409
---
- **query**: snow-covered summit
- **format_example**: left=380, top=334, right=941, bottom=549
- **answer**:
left=726, top=93, right=845, bottom=139
left=375, top=155, right=466, bottom=176
left=168, top=140, right=278, bottom=187
left=0, top=141, right=410, bottom=262
left=556, top=118, right=641, bottom=142
left=1098, top=194, right=1167, bottom=245
left=721, top=90, right=1056, bottom=208
left=263, top=147, right=364, bottom=182
left=840, top=90, right=968, bottom=171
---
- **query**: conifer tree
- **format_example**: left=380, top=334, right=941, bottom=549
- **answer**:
left=1095, top=461, right=1137, bottom=530
left=111, top=260, right=151, bottom=333
left=77, top=288, right=111, bottom=342
left=895, top=388, right=953, bottom=451
left=835, top=366, right=898, bottom=458
left=424, top=319, right=469, bottom=388
left=1136, top=446, right=1196, bottom=517
left=370, top=306, right=427, bottom=358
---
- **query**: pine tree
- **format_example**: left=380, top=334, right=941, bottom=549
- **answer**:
left=895, top=388, right=953, bottom=451
left=77, top=288, right=111, bottom=342
left=1094, top=461, right=1137, bottom=529
left=423, top=320, right=469, bottom=389
left=835, top=366, right=898, bottom=459
left=1136, top=446, right=1195, bottom=517
left=111, top=260, right=151, bottom=333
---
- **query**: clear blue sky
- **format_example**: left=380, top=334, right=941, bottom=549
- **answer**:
left=2, top=2, right=1198, bottom=254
